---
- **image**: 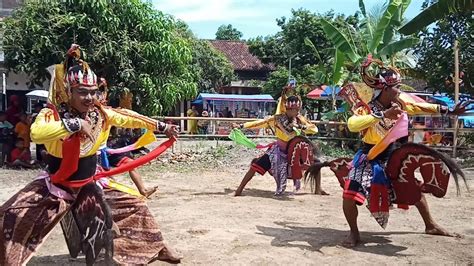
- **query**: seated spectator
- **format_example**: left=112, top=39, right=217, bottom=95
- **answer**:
left=9, top=138, right=36, bottom=169
left=14, top=113, right=31, bottom=149
left=107, top=127, right=157, bottom=197
left=0, top=112, right=14, bottom=166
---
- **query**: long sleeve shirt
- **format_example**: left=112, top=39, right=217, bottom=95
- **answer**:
left=243, top=114, right=318, bottom=142
left=30, top=107, right=165, bottom=158
left=348, top=94, right=441, bottom=145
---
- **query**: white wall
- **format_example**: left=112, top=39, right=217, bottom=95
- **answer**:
left=5, top=71, right=48, bottom=91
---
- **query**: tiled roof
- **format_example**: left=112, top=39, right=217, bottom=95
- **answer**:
left=209, top=40, right=273, bottom=72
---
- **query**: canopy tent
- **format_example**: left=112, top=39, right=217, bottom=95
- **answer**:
left=191, top=93, right=276, bottom=119
left=26, top=90, right=49, bottom=98
left=307, top=86, right=342, bottom=100
left=25, top=90, right=48, bottom=113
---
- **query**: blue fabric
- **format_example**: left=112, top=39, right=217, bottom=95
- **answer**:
left=352, top=149, right=389, bottom=186
left=352, top=149, right=365, bottom=168
left=99, top=148, right=110, bottom=170
left=371, top=161, right=389, bottom=186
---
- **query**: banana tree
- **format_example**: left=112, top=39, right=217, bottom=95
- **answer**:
left=319, top=0, right=419, bottom=69
left=399, top=0, right=474, bottom=35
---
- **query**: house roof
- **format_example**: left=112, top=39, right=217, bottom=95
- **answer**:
left=209, top=40, right=273, bottom=72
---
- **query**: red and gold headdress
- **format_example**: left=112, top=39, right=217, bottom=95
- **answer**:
left=360, top=54, right=401, bottom=99
left=48, top=44, right=97, bottom=109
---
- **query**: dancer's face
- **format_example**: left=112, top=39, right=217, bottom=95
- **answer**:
left=286, top=108, right=299, bottom=118
left=70, top=86, right=98, bottom=113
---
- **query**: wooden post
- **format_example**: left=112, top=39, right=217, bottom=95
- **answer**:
left=452, top=40, right=460, bottom=158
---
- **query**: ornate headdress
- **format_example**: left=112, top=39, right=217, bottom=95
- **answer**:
left=360, top=54, right=401, bottom=99
left=285, top=95, right=302, bottom=110
left=48, top=44, right=97, bottom=109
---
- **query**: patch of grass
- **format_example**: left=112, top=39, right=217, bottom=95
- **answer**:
left=316, top=141, right=355, bottom=158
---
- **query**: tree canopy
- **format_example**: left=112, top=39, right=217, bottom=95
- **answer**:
left=248, top=9, right=360, bottom=99
left=215, top=24, right=243, bottom=40
left=413, top=0, right=473, bottom=94
left=2, top=0, right=201, bottom=115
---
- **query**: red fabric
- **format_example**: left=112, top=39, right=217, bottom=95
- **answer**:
left=94, top=137, right=175, bottom=179
left=251, top=163, right=266, bottom=175
left=10, top=148, right=31, bottom=162
left=342, top=179, right=365, bottom=204
left=369, top=184, right=390, bottom=213
left=117, top=157, right=133, bottom=167
left=51, top=135, right=81, bottom=184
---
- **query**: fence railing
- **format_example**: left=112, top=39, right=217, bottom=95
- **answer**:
left=150, top=116, right=474, bottom=155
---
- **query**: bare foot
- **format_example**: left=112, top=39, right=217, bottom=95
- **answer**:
left=158, top=245, right=183, bottom=263
left=425, top=224, right=461, bottom=238
left=142, top=186, right=158, bottom=198
left=315, top=189, right=330, bottom=196
left=341, top=231, right=360, bottom=248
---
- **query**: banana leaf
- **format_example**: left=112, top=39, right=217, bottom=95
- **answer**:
left=320, top=18, right=360, bottom=63
left=332, top=49, right=345, bottom=85
left=399, top=0, right=474, bottom=35
left=369, top=0, right=402, bottom=54
left=378, top=37, right=420, bottom=56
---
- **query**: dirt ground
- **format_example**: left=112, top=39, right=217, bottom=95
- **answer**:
left=0, top=140, right=473, bottom=265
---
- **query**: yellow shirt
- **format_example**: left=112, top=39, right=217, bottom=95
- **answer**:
left=30, top=107, right=160, bottom=158
left=243, top=114, right=318, bottom=142
left=348, top=96, right=441, bottom=145
left=15, top=122, right=30, bottom=147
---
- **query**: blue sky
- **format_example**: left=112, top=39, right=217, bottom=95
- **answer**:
left=152, top=0, right=425, bottom=39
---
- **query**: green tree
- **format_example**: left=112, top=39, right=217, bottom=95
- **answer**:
left=248, top=9, right=360, bottom=100
left=191, top=40, right=234, bottom=93
left=413, top=0, right=473, bottom=94
left=2, top=0, right=197, bottom=115
left=215, top=24, right=243, bottom=40
left=399, top=0, right=474, bottom=34
left=177, top=22, right=234, bottom=93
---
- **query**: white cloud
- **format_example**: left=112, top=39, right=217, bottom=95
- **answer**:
left=154, top=0, right=264, bottom=22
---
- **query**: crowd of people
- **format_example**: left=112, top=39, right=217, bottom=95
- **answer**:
left=0, top=97, right=47, bottom=168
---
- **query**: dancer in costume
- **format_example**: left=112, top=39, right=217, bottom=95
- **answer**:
left=0, top=44, right=181, bottom=265
left=106, top=126, right=158, bottom=197
left=306, top=55, right=468, bottom=247
left=233, top=92, right=321, bottom=196
left=96, top=78, right=158, bottom=197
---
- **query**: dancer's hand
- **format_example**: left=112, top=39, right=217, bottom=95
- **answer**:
left=79, top=119, right=95, bottom=142
left=232, top=123, right=242, bottom=129
left=165, top=124, right=179, bottom=138
left=383, top=103, right=403, bottom=120
left=449, top=101, right=472, bottom=116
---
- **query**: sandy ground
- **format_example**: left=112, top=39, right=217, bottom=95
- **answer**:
left=0, top=140, right=473, bottom=265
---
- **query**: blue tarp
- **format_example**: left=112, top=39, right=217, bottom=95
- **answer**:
left=429, top=94, right=474, bottom=128
left=322, top=86, right=341, bottom=97
left=192, top=93, right=275, bottom=103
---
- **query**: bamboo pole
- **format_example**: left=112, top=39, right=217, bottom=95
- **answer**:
left=452, top=40, right=460, bottom=158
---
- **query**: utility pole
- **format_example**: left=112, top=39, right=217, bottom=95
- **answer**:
left=452, top=40, right=460, bottom=158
